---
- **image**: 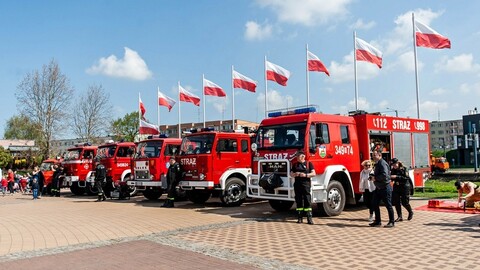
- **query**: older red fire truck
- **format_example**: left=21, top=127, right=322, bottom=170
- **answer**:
left=63, top=144, right=98, bottom=195
left=39, top=158, right=61, bottom=194
left=87, top=141, right=137, bottom=196
left=247, top=106, right=430, bottom=216
left=127, top=136, right=182, bottom=200
left=178, top=130, right=253, bottom=206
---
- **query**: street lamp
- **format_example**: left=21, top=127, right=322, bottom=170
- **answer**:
left=386, top=107, right=399, bottom=117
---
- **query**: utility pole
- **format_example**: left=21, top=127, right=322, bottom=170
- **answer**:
left=386, top=107, right=399, bottom=117
left=473, top=124, right=478, bottom=172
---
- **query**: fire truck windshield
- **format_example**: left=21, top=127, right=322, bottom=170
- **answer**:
left=180, top=134, right=215, bottom=155
left=256, top=123, right=306, bottom=149
left=40, top=162, right=54, bottom=171
left=96, top=145, right=117, bottom=159
left=135, top=141, right=163, bottom=158
left=64, top=149, right=81, bottom=160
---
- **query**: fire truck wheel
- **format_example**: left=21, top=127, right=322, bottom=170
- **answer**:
left=220, top=178, right=246, bottom=207
left=70, top=182, right=85, bottom=196
left=186, top=190, right=211, bottom=204
left=143, top=189, right=162, bottom=200
left=268, top=200, right=294, bottom=212
left=86, top=185, right=98, bottom=196
left=317, top=180, right=345, bottom=217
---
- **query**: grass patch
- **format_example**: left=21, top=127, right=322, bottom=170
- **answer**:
left=413, top=180, right=480, bottom=199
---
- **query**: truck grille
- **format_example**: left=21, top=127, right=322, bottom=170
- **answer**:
left=135, top=170, right=150, bottom=180
left=261, top=161, right=288, bottom=174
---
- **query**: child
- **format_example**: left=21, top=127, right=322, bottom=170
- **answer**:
left=1, top=175, right=7, bottom=196
left=31, top=177, right=39, bottom=200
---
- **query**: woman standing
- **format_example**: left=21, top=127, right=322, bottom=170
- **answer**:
left=7, top=169, right=15, bottom=195
left=359, top=160, right=375, bottom=221
left=390, top=158, right=414, bottom=221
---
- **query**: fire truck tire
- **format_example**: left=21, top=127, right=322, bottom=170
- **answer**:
left=268, top=200, right=294, bottom=212
left=143, top=189, right=162, bottom=200
left=220, top=178, right=246, bottom=207
left=70, top=182, right=85, bottom=196
left=186, top=190, right=211, bottom=204
left=317, top=180, right=346, bottom=217
left=86, top=185, right=98, bottom=196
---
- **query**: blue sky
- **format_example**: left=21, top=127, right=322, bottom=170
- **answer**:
left=1, top=0, right=479, bottom=139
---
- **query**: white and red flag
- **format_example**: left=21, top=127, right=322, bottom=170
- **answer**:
left=415, top=20, right=451, bottom=49
left=139, top=96, right=146, bottom=120
left=355, top=38, right=383, bottom=69
left=139, top=119, right=159, bottom=135
left=158, top=91, right=176, bottom=111
left=179, top=85, right=201, bottom=106
left=232, top=70, right=257, bottom=92
left=203, top=78, right=226, bottom=97
left=307, top=50, right=330, bottom=76
left=266, top=61, right=291, bottom=86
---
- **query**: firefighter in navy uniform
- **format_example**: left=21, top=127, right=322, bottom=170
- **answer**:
left=94, top=162, right=107, bottom=202
left=390, top=158, right=414, bottom=221
left=290, top=150, right=316, bottom=225
left=51, top=165, right=63, bottom=197
left=162, top=156, right=182, bottom=208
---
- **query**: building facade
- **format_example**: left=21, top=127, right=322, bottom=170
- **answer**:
left=429, top=119, right=463, bottom=154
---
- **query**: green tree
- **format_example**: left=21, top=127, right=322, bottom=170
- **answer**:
left=0, top=146, right=12, bottom=169
left=4, top=114, right=42, bottom=140
left=110, top=111, right=139, bottom=142
left=15, top=59, right=74, bottom=159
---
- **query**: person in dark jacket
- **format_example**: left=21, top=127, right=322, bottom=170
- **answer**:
left=51, top=165, right=63, bottom=197
left=369, top=149, right=395, bottom=228
left=37, top=168, right=45, bottom=197
left=162, top=156, right=182, bottom=208
left=290, top=150, right=316, bottom=225
left=94, top=163, right=107, bottom=202
left=390, top=158, right=414, bottom=221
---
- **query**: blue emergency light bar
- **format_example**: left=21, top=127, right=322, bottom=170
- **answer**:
left=147, top=134, right=168, bottom=139
left=268, top=106, right=317, bottom=118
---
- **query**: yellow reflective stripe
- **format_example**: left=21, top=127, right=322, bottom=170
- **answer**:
left=304, top=208, right=312, bottom=211
left=167, top=197, right=175, bottom=200
left=296, top=208, right=304, bottom=211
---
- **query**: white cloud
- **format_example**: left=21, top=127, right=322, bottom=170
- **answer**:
left=328, top=51, right=380, bottom=83
left=256, top=0, right=352, bottom=26
left=430, top=88, right=447, bottom=96
left=409, top=100, right=448, bottom=119
left=458, top=82, right=480, bottom=95
left=86, top=47, right=152, bottom=80
left=244, top=21, right=273, bottom=41
left=256, top=89, right=294, bottom=112
left=435, top=54, right=480, bottom=73
left=350, top=19, right=376, bottom=30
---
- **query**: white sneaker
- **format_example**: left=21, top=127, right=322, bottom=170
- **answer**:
left=368, top=214, right=374, bottom=222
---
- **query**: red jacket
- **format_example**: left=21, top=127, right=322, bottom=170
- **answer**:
left=1, top=178, right=7, bottom=188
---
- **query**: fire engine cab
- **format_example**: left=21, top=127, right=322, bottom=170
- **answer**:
left=62, top=143, right=98, bottom=196
left=87, top=141, right=137, bottom=196
left=247, top=106, right=430, bottom=216
left=178, top=129, right=253, bottom=206
left=127, top=136, right=182, bottom=200
left=39, top=158, right=61, bottom=194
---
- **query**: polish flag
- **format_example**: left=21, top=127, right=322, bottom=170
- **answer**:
left=203, top=78, right=226, bottom=97
left=158, top=91, right=176, bottom=112
left=233, top=70, right=257, bottom=92
left=266, top=61, right=291, bottom=86
left=139, top=119, right=159, bottom=135
left=355, top=38, right=383, bottom=69
left=139, top=96, right=146, bottom=120
left=307, top=50, right=330, bottom=76
left=415, top=20, right=451, bottom=49
left=179, top=85, right=201, bottom=106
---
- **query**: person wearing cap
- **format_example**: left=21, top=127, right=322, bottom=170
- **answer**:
left=290, top=150, right=316, bottom=225
left=390, top=158, right=414, bottom=221
left=369, top=149, right=395, bottom=228
left=455, top=180, right=480, bottom=208
left=162, top=156, right=182, bottom=208
left=94, top=161, right=107, bottom=202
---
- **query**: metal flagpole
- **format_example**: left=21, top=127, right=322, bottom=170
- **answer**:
left=412, top=12, right=421, bottom=118
left=178, top=82, right=181, bottom=138
left=157, top=87, right=160, bottom=132
left=264, top=55, right=268, bottom=118
left=203, top=74, right=206, bottom=128
left=353, top=31, right=359, bottom=111
left=306, top=44, right=310, bottom=106
left=232, top=65, right=235, bottom=130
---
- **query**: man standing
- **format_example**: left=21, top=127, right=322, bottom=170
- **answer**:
left=290, top=150, right=316, bottom=225
left=94, top=162, right=107, bottom=202
left=370, top=149, right=395, bottom=228
left=162, top=156, right=182, bottom=208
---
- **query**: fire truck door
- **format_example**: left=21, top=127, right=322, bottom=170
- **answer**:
left=214, top=138, right=239, bottom=181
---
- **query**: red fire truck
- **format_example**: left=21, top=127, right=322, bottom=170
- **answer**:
left=247, top=106, right=430, bottom=216
left=87, top=141, right=137, bottom=196
left=62, top=144, right=98, bottom=195
left=39, top=158, right=61, bottom=194
left=178, top=130, right=253, bottom=206
left=127, top=136, right=182, bottom=200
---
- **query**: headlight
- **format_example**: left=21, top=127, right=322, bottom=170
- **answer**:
left=199, top=173, right=205, bottom=180
left=252, top=178, right=259, bottom=186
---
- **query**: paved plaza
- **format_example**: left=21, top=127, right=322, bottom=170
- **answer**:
left=0, top=190, right=478, bottom=270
